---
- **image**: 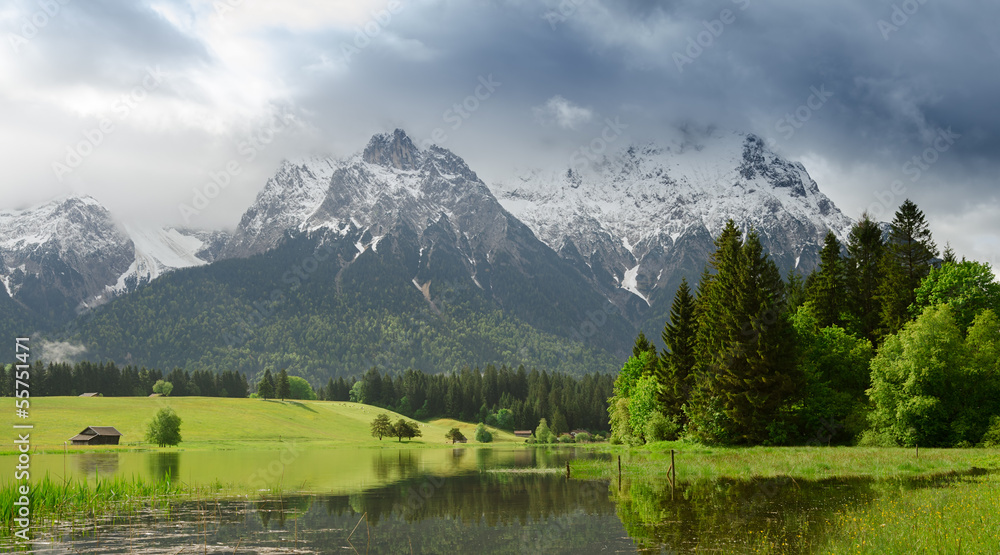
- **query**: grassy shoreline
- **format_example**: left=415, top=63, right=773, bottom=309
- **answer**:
left=571, top=441, right=1000, bottom=482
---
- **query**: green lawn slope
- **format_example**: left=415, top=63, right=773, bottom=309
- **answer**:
left=7, top=397, right=520, bottom=452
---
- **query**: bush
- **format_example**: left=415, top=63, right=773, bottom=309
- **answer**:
left=534, top=418, right=555, bottom=444
left=287, top=376, right=316, bottom=400
left=574, top=432, right=592, bottom=443
left=475, top=423, right=493, bottom=443
left=644, top=411, right=679, bottom=443
left=557, top=433, right=574, bottom=443
left=145, top=407, right=182, bottom=447
left=592, top=433, right=605, bottom=442
left=981, top=416, right=1000, bottom=447
left=152, top=380, right=173, bottom=396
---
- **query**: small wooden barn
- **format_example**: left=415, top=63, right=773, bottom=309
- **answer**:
left=78, top=392, right=100, bottom=397
left=514, top=430, right=533, bottom=438
left=69, top=426, right=122, bottom=445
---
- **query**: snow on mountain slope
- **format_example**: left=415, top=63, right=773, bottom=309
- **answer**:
left=0, top=195, right=224, bottom=317
left=224, top=156, right=340, bottom=257
left=491, top=129, right=853, bottom=312
left=0, top=196, right=134, bottom=311
left=110, top=225, right=214, bottom=293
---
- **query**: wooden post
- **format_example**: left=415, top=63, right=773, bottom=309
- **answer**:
left=671, top=449, right=676, bottom=486
left=916, top=444, right=919, bottom=458
left=618, top=455, right=622, bottom=490
left=566, top=461, right=570, bottom=480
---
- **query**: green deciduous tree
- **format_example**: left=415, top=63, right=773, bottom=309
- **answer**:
left=393, top=418, right=422, bottom=442
left=145, top=407, right=182, bottom=447
left=445, top=427, right=466, bottom=443
left=911, top=260, right=1000, bottom=333
left=534, top=417, right=554, bottom=444
left=475, top=422, right=493, bottom=443
left=287, top=376, right=317, bottom=400
left=868, top=305, right=965, bottom=447
left=370, top=413, right=393, bottom=440
left=152, top=380, right=173, bottom=396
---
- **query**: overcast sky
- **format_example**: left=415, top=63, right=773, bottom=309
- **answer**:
left=1, top=0, right=998, bottom=267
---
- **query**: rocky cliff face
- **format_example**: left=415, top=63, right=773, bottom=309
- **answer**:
left=490, top=129, right=853, bottom=323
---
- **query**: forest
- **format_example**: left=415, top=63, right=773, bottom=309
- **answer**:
left=611, top=200, right=1000, bottom=448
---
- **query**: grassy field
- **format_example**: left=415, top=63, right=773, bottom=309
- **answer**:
left=572, top=441, right=1000, bottom=482
left=3, top=396, right=520, bottom=452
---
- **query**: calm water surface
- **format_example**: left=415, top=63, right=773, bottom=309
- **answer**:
left=1, top=448, right=991, bottom=553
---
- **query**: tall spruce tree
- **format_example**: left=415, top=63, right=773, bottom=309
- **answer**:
left=277, top=369, right=291, bottom=401
left=845, top=213, right=886, bottom=345
left=689, top=222, right=800, bottom=444
left=657, top=278, right=698, bottom=422
left=806, top=231, right=847, bottom=328
left=878, top=200, right=938, bottom=336
left=257, top=369, right=275, bottom=400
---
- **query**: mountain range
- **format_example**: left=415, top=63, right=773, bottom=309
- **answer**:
left=0, top=129, right=852, bottom=381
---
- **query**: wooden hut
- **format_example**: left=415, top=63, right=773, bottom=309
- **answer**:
left=78, top=392, right=100, bottom=397
left=69, top=426, right=122, bottom=445
left=514, top=430, right=533, bottom=438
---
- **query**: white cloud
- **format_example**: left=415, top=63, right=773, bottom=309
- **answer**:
left=533, top=95, right=593, bottom=130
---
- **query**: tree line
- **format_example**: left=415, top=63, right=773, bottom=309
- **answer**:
left=320, top=365, right=613, bottom=434
left=0, top=360, right=251, bottom=399
left=613, top=199, right=1000, bottom=447
left=1, top=358, right=613, bottom=436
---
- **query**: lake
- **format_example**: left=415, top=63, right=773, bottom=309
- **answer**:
left=1, top=447, right=995, bottom=553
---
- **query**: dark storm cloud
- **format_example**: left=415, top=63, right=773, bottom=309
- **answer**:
left=11, top=0, right=211, bottom=86
left=0, top=0, right=996, bottom=262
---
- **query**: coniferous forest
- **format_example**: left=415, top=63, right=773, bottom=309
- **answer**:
left=611, top=200, right=1000, bottom=448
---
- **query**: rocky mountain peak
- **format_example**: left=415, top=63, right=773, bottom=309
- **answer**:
left=363, top=128, right=421, bottom=170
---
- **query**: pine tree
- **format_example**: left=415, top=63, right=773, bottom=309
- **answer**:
left=277, top=369, right=291, bottom=401
left=689, top=223, right=800, bottom=444
left=806, top=231, right=846, bottom=328
left=845, top=213, right=886, bottom=345
left=785, top=267, right=807, bottom=310
left=257, top=369, right=274, bottom=400
left=657, top=278, right=697, bottom=422
left=942, top=243, right=957, bottom=263
left=878, top=200, right=938, bottom=336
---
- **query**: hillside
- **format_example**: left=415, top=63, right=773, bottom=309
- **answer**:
left=9, top=396, right=518, bottom=451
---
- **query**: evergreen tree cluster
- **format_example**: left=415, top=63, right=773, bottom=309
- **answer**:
left=0, top=360, right=249, bottom=398
left=333, top=365, right=613, bottom=434
left=618, top=201, right=1000, bottom=447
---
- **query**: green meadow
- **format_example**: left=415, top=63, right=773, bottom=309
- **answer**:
left=4, top=396, right=519, bottom=453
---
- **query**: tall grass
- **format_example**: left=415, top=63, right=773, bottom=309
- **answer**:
left=819, top=472, right=1000, bottom=553
left=0, top=473, right=235, bottom=535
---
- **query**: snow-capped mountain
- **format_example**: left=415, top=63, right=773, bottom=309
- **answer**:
left=223, top=129, right=635, bottom=348
left=0, top=195, right=221, bottom=322
left=491, top=129, right=853, bottom=318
